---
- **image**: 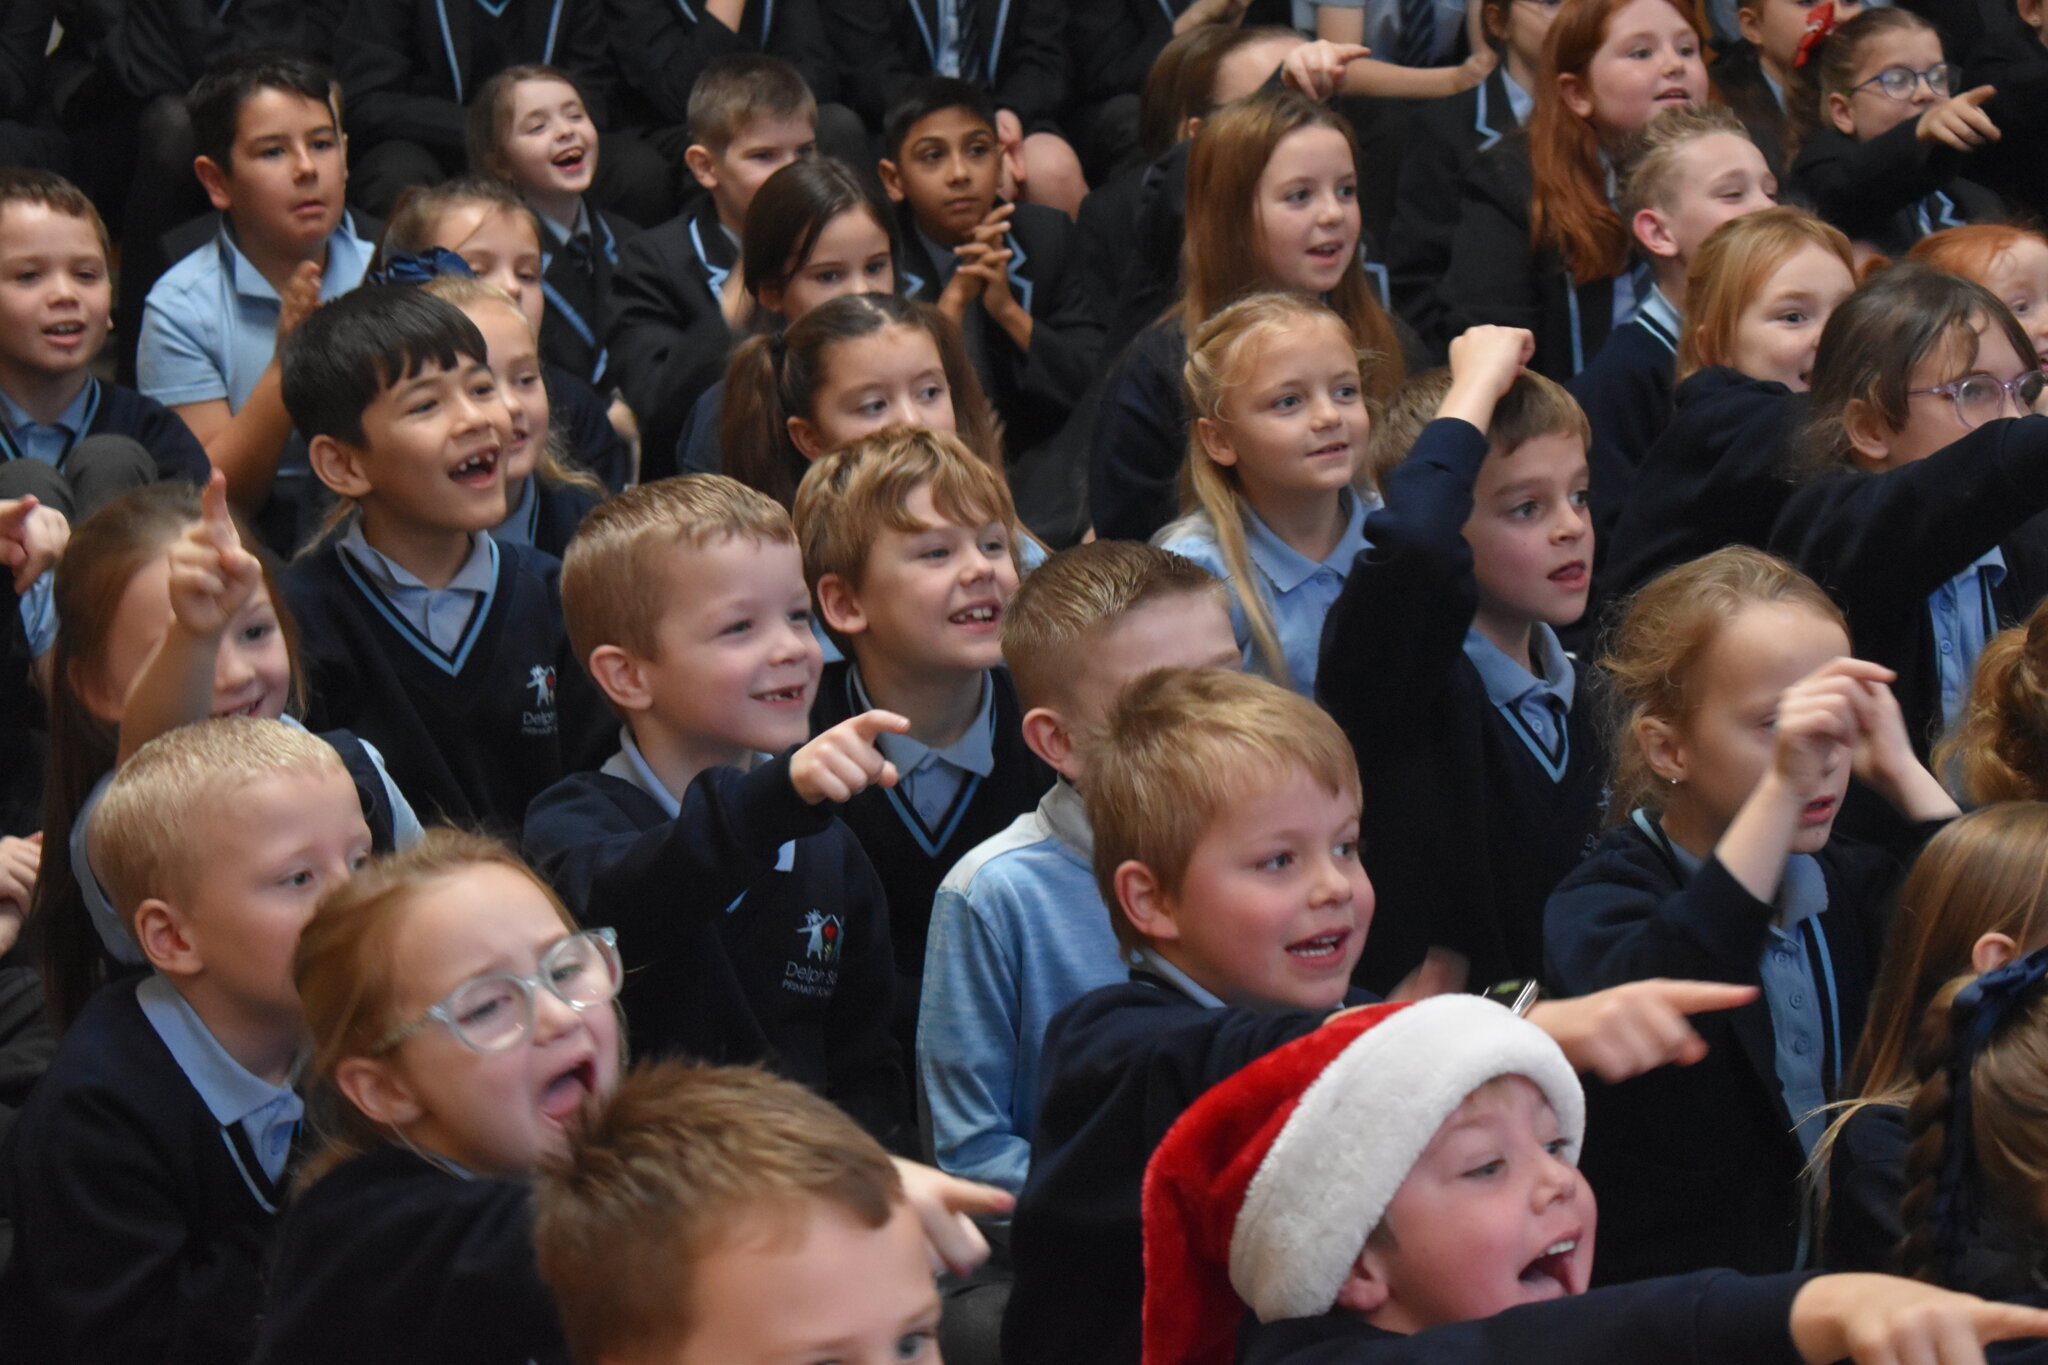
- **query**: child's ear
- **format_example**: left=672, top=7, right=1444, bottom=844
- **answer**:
left=787, top=414, right=831, bottom=462
left=683, top=143, right=720, bottom=193
left=1637, top=714, right=1688, bottom=786
left=1841, top=396, right=1895, bottom=469
left=307, top=433, right=375, bottom=500
left=1194, top=416, right=1239, bottom=469
left=815, top=573, right=868, bottom=639
left=1973, top=931, right=2022, bottom=974
left=1735, top=5, right=1765, bottom=47
left=1557, top=73, right=1596, bottom=122
left=1114, top=860, right=1181, bottom=944
left=1633, top=207, right=1679, bottom=262
left=334, top=1055, right=426, bottom=1130
left=877, top=158, right=907, bottom=203
left=584, top=645, right=654, bottom=714
left=133, top=898, right=201, bottom=979
left=1020, top=705, right=1083, bottom=780
left=1826, top=91, right=1857, bottom=137
left=193, top=155, right=234, bottom=215
left=1334, top=1243, right=1394, bottom=1316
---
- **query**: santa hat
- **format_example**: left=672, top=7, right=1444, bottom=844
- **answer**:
left=1139, top=995, right=1585, bottom=1365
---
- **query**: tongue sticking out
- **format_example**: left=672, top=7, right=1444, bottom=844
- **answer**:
left=538, top=1061, right=593, bottom=1121
left=1519, top=1241, right=1577, bottom=1298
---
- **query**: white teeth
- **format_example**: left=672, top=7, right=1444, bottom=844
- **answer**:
left=1544, top=1240, right=1575, bottom=1256
left=954, top=606, right=995, bottom=623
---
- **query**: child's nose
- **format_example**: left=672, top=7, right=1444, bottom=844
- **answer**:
left=215, top=642, right=256, bottom=695
left=1531, top=1150, right=1579, bottom=1209
left=886, top=395, right=924, bottom=428
left=1554, top=499, right=1589, bottom=541
left=529, top=979, right=583, bottom=1044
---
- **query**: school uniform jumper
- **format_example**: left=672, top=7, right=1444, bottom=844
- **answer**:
left=1569, top=283, right=1681, bottom=561
left=1088, top=316, right=1190, bottom=544
left=535, top=202, right=638, bottom=389
left=605, top=200, right=736, bottom=478
left=1316, top=418, right=1605, bottom=996
left=254, top=1144, right=568, bottom=1365
left=490, top=471, right=606, bottom=562
left=1788, top=122, right=2004, bottom=257
left=283, top=531, right=613, bottom=833
left=521, top=742, right=906, bottom=1143
left=0, top=376, right=211, bottom=495
left=825, top=0, right=1069, bottom=134
left=1544, top=816, right=1916, bottom=1283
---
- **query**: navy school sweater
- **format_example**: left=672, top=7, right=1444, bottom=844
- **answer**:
left=1000, top=971, right=1376, bottom=1365
left=253, top=1144, right=568, bottom=1365
left=0, top=377, right=211, bottom=487
left=1316, top=418, right=1605, bottom=996
left=0, top=979, right=288, bottom=1364
left=1789, top=121, right=2004, bottom=257
left=1568, top=306, right=1680, bottom=565
left=1239, top=1271, right=1810, bottom=1365
left=808, top=660, right=1054, bottom=1042
left=605, top=201, right=736, bottom=477
left=1543, top=817, right=1922, bottom=1284
left=283, top=536, right=613, bottom=834
left=521, top=752, right=907, bottom=1145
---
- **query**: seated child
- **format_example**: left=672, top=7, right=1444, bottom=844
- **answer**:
left=1546, top=547, right=1958, bottom=1285
left=1712, top=0, right=1862, bottom=174
left=1, top=717, right=372, bottom=1362
left=1317, top=325, right=1599, bottom=995
left=609, top=54, right=818, bottom=474
left=1002, top=665, right=1754, bottom=1365
left=1790, top=8, right=2004, bottom=259
left=879, top=77, right=1102, bottom=467
left=0, top=170, right=208, bottom=522
left=278, top=285, right=611, bottom=832
left=920, top=540, right=1240, bottom=1193
left=794, top=428, right=1054, bottom=1055
left=467, top=64, right=638, bottom=389
left=1912, top=223, right=2048, bottom=369
left=531, top=1060, right=940, bottom=1365
left=522, top=475, right=907, bottom=1144
left=1157, top=292, right=1376, bottom=698
left=1137, top=993, right=2048, bottom=1365
left=139, top=51, right=373, bottom=551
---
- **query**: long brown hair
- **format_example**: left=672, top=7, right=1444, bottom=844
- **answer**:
left=1528, top=0, right=1708, bottom=284
left=1181, top=88, right=1404, bottom=401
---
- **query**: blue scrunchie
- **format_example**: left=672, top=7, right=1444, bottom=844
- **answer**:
left=366, top=247, right=476, bottom=287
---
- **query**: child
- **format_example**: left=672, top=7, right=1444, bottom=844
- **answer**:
left=139, top=52, right=374, bottom=552
left=794, top=428, right=1054, bottom=1055
left=417, top=275, right=606, bottom=559
left=531, top=1061, right=940, bottom=1365
left=1602, top=207, right=1857, bottom=602
left=1002, top=664, right=1755, bottom=1365
left=1571, top=106, right=1776, bottom=550
left=1317, top=326, right=1598, bottom=995
left=0, top=492, right=63, bottom=841
left=468, top=65, right=637, bottom=389
left=1912, top=223, right=2048, bottom=367
left=1092, top=87, right=1410, bottom=544
left=879, top=77, right=1103, bottom=468
left=609, top=54, right=817, bottom=475
left=375, top=175, right=633, bottom=492
left=522, top=475, right=907, bottom=1144
left=1818, top=803, right=2048, bottom=1280
left=2, top=718, right=371, bottom=1362
left=1941, top=595, right=2048, bottom=804
left=0, top=170, right=209, bottom=521
left=920, top=540, right=1240, bottom=1193
left=1790, top=8, right=2005, bottom=258
left=722, top=291, right=1002, bottom=510
left=1715, top=0, right=1863, bottom=172
left=673, top=156, right=897, bottom=478
left=1439, top=0, right=1710, bottom=379
left=1156, top=292, right=1376, bottom=697
left=1136, top=994, right=2048, bottom=1365
left=1546, top=546, right=1958, bottom=1284
left=279, top=285, right=612, bottom=832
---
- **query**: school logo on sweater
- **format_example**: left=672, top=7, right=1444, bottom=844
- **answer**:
left=523, top=665, right=558, bottom=737
left=785, top=910, right=843, bottom=998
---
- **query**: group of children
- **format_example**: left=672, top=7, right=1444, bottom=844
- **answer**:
left=8, top=0, right=2048, bottom=1362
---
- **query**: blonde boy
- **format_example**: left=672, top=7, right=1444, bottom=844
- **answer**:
left=3, top=718, right=370, bottom=1362
left=525, top=474, right=909, bottom=1143
left=919, top=541, right=1239, bottom=1194
left=795, top=430, right=1055, bottom=1051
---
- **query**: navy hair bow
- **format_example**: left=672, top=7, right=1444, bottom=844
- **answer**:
left=367, top=247, right=476, bottom=287
left=1931, top=944, right=2048, bottom=1279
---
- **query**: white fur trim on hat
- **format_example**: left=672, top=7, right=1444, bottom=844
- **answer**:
left=1226, top=994, right=1586, bottom=1324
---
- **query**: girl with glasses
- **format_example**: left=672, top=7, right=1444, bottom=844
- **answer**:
left=1789, top=8, right=2005, bottom=258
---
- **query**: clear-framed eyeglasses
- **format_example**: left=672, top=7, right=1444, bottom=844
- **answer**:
left=375, top=927, right=622, bottom=1054
left=1906, top=369, right=2048, bottom=431
left=1850, top=63, right=1961, bottom=101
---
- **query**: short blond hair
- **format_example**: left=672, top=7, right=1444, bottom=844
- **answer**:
left=88, top=717, right=347, bottom=935
left=533, top=1060, right=902, bottom=1365
left=562, top=475, right=795, bottom=669
left=1084, top=668, right=1360, bottom=954
left=1001, top=541, right=1224, bottom=711
left=792, top=428, right=1019, bottom=596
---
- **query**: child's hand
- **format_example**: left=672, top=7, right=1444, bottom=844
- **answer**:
left=1847, top=670, right=1963, bottom=823
left=994, top=109, right=1028, bottom=196
left=936, top=261, right=988, bottom=322
left=0, top=496, right=68, bottom=596
left=1451, top=45, right=1498, bottom=93
left=1528, top=979, right=1759, bottom=1081
left=790, top=710, right=908, bottom=804
left=1790, top=1273, right=2048, bottom=1365
left=1917, top=84, right=2000, bottom=151
left=889, top=1157, right=1016, bottom=1277
left=1436, top=325, right=1534, bottom=429
left=0, top=832, right=39, bottom=954
left=1768, top=658, right=1889, bottom=801
left=168, top=472, right=263, bottom=638
left=277, top=260, right=324, bottom=341
left=1282, top=40, right=1372, bottom=101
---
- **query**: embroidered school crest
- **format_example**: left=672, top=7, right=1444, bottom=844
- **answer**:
left=522, top=665, right=559, bottom=737
left=798, top=910, right=843, bottom=963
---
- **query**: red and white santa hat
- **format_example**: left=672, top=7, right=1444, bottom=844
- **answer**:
left=1139, top=994, right=1585, bottom=1365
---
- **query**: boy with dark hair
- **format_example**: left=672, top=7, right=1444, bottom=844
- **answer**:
left=607, top=53, right=817, bottom=475
left=523, top=474, right=908, bottom=1145
left=278, top=284, right=611, bottom=832
left=879, top=76, right=1101, bottom=473
left=139, top=50, right=372, bottom=551
left=0, top=169, right=210, bottom=525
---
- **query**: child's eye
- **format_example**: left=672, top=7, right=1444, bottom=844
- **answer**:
left=457, top=995, right=507, bottom=1029
left=787, top=607, right=814, bottom=626
left=920, top=546, right=951, bottom=561
left=1272, top=393, right=1302, bottom=411
left=1257, top=850, right=1295, bottom=871
left=813, top=268, right=843, bottom=285
left=894, top=1331, right=935, bottom=1362
left=1334, top=838, right=1359, bottom=861
left=855, top=397, right=890, bottom=417
left=1463, top=1158, right=1505, bottom=1179
left=313, top=135, right=337, bottom=152
left=982, top=536, right=1008, bottom=556
left=241, top=620, right=274, bottom=645
left=720, top=617, right=754, bottom=636
left=407, top=397, right=439, bottom=416
left=1569, top=487, right=1591, bottom=508
left=866, top=258, right=891, bottom=277
left=1335, top=382, right=1361, bottom=401
left=1510, top=500, right=1540, bottom=518
left=917, top=383, right=948, bottom=404
left=283, top=868, right=315, bottom=889
left=1545, top=1138, right=1571, bottom=1158
left=1775, top=310, right=1809, bottom=325
left=1336, top=182, right=1358, bottom=201
left=1284, top=188, right=1310, bottom=204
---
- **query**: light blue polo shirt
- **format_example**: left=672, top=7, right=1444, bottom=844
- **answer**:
left=1930, top=546, right=2005, bottom=727
left=135, top=972, right=303, bottom=1191
left=1464, top=624, right=1577, bottom=782
left=338, top=523, right=499, bottom=660
left=0, top=380, right=98, bottom=467
left=851, top=664, right=996, bottom=829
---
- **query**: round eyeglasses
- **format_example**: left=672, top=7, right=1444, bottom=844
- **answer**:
left=1907, top=370, right=2048, bottom=431
left=376, top=927, right=622, bottom=1054
left=1850, top=63, right=1960, bottom=101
